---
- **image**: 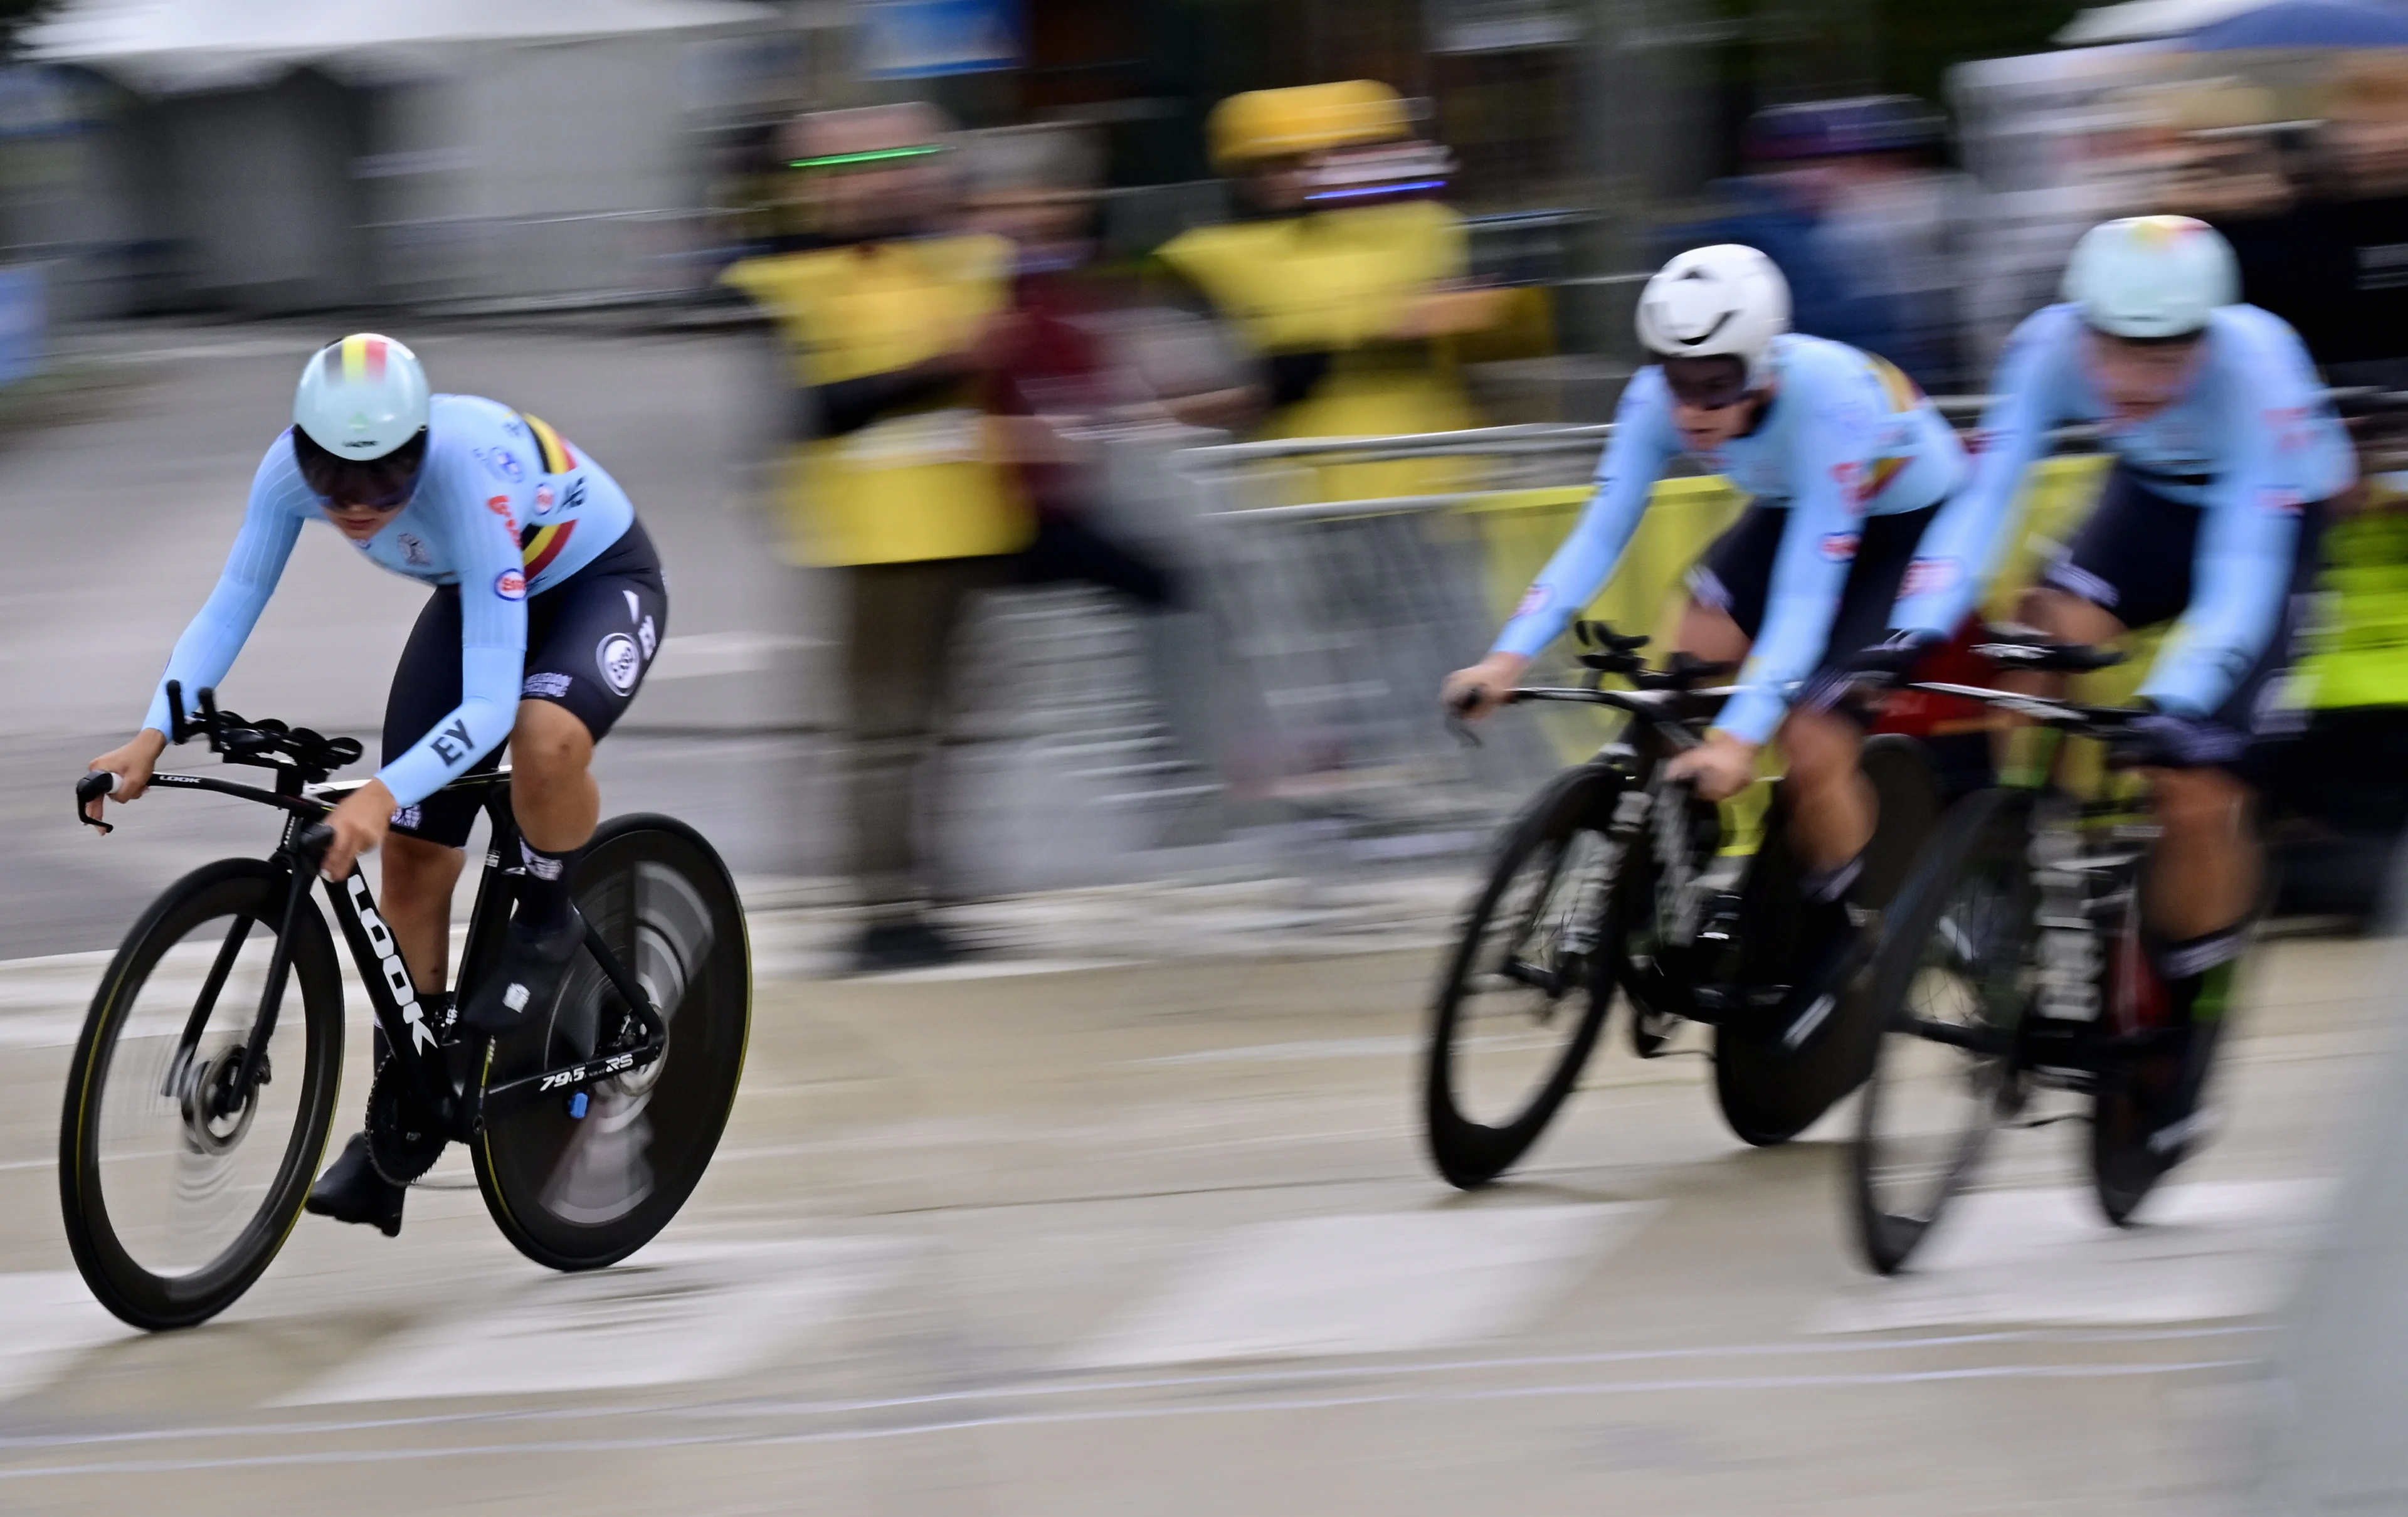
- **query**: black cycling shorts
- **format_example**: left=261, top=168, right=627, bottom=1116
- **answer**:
left=2039, top=466, right=2326, bottom=756
left=384, top=521, right=667, bottom=848
left=1686, top=502, right=1940, bottom=700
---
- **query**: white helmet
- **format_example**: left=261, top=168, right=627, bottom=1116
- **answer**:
left=293, top=334, right=430, bottom=459
left=2062, top=216, right=2237, bottom=339
left=1636, top=245, right=1792, bottom=387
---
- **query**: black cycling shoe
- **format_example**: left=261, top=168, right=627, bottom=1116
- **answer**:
left=304, top=1132, right=405, bottom=1237
left=852, top=918, right=961, bottom=975
left=463, top=906, right=584, bottom=1036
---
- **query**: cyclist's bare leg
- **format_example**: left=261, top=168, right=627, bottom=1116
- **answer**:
left=1671, top=596, right=1750, bottom=669
left=2143, top=766, right=2259, bottom=939
left=380, top=834, right=465, bottom=993
left=1779, top=706, right=1874, bottom=873
left=1671, top=596, right=1868, bottom=875
left=509, top=699, right=598, bottom=852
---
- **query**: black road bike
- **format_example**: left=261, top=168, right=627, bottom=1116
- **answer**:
left=1423, top=623, right=1938, bottom=1188
left=1850, top=636, right=2224, bottom=1272
left=62, top=685, right=751, bottom=1329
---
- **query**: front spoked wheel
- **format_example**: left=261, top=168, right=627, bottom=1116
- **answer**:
left=1423, top=764, right=1629, bottom=1189
left=1852, top=788, right=2039, bottom=1274
left=475, top=815, right=750, bottom=1271
left=60, top=859, right=346, bottom=1329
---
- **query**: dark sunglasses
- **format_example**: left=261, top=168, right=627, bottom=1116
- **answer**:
left=313, top=471, right=420, bottom=511
left=1661, top=356, right=1754, bottom=411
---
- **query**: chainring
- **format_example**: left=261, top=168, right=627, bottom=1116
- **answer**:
left=366, top=1059, right=449, bottom=1186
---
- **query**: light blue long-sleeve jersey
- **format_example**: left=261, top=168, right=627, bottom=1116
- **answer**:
left=1494, top=334, right=1967, bottom=744
left=1889, top=302, right=2354, bottom=716
left=142, top=394, right=636, bottom=806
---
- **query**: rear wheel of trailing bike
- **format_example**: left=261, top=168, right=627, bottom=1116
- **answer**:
left=474, top=816, right=750, bottom=1271
left=1851, top=788, right=2039, bottom=1274
left=59, top=859, right=346, bottom=1330
left=1423, top=764, right=1629, bottom=1189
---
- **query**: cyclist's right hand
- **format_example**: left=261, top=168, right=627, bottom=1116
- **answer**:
left=1441, top=651, right=1531, bottom=721
left=85, top=729, right=167, bottom=823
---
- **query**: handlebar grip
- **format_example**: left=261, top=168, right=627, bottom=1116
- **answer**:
left=294, top=823, right=336, bottom=867
left=76, top=772, right=115, bottom=805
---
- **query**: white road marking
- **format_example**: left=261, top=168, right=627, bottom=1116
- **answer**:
left=1062, top=1204, right=1654, bottom=1368
left=1807, top=1180, right=2336, bottom=1333
left=0, top=1274, right=136, bottom=1398
left=854, top=958, right=1132, bottom=983
left=0, top=1356, right=2257, bottom=1479
left=1133, top=1037, right=1420, bottom=1066
left=277, top=1239, right=902, bottom=1405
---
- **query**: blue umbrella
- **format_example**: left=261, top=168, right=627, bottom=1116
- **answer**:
left=2187, top=0, right=2408, bottom=49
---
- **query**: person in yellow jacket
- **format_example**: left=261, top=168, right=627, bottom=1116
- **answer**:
left=721, top=102, right=1033, bottom=971
left=1154, top=81, right=1509, bottom=502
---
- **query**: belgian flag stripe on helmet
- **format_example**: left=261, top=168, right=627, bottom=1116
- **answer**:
left=331, top=334, right=387, bottom=384
left=521, top=413, right=578, bottom=475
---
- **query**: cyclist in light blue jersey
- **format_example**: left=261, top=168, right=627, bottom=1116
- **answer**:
left=1871, top=215, right=2355, bottom=1157
left=83, top=335, right=667, bottom=1236
left=1445, top=244, right=1968, bottom=987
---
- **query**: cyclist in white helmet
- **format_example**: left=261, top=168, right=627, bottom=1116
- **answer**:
left=1870, top=214, right=2355, bottom=1165
left=83, top=336, right=667, bottom=1237
left=1445, top=243, right=1967, bottom=1002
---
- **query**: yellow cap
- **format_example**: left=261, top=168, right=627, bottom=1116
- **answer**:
left=1207, top=80, right=1409, bottom=171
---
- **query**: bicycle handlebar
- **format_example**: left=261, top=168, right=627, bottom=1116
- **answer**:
left=164, top=682, right=363, bottom=784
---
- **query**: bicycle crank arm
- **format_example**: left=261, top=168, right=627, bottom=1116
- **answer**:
left=477, top=1036, right=667, bottom=1118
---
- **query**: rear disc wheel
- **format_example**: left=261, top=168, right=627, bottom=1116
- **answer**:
left=474, top=816, right=749, bottom=1271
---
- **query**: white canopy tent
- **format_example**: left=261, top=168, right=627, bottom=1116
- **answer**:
left=30, top=0, right=776, bottom=92
left=2056, top=0, right=2275, bottom=46
left=25, top=0, right=783, bottom=313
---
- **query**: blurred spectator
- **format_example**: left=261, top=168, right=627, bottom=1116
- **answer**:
left=720, top=102, right=1031, bottom=972
left=958, top=124, right=1226, bottom=825
left=1659, top=97, right=1972, bottom=391
left=1151, top=80, right=1507, bottom=503
left=2180, top=65, right=2408, bottom=381
left=957, top=123, right=1178, bottom=610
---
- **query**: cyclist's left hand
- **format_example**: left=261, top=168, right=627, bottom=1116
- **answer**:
left=319, top=780, right=395, bottom=880
left=1666, top=732, right=1758, bottom=802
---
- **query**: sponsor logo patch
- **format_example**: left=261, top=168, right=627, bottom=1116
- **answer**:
left=389, top=804, right=422, bottom=830
left=477, top=448, right=524, bottom=484
left=1898, top=556, right=1960, bottom=598
left=397, top=532, right=430, bottom=568
left=1819, top=531, right=1861, bottom=562
left=596, top=632, right=642, bottom=695
left=531, top=482, right=555, bottom=517
left=1514, top=585, right=1551, bottom=618
left=494, top=569, right=527, bottom=601
left=523, top=671, right=573, bottom=699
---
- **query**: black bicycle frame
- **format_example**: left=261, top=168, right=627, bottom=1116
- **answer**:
left=134, top=764, right=666, bottom=1138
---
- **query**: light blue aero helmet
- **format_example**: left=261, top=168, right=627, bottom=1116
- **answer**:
left=292, top=333, right=431, bottom=458
left=2061, top=215, right=2240, bottom=339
